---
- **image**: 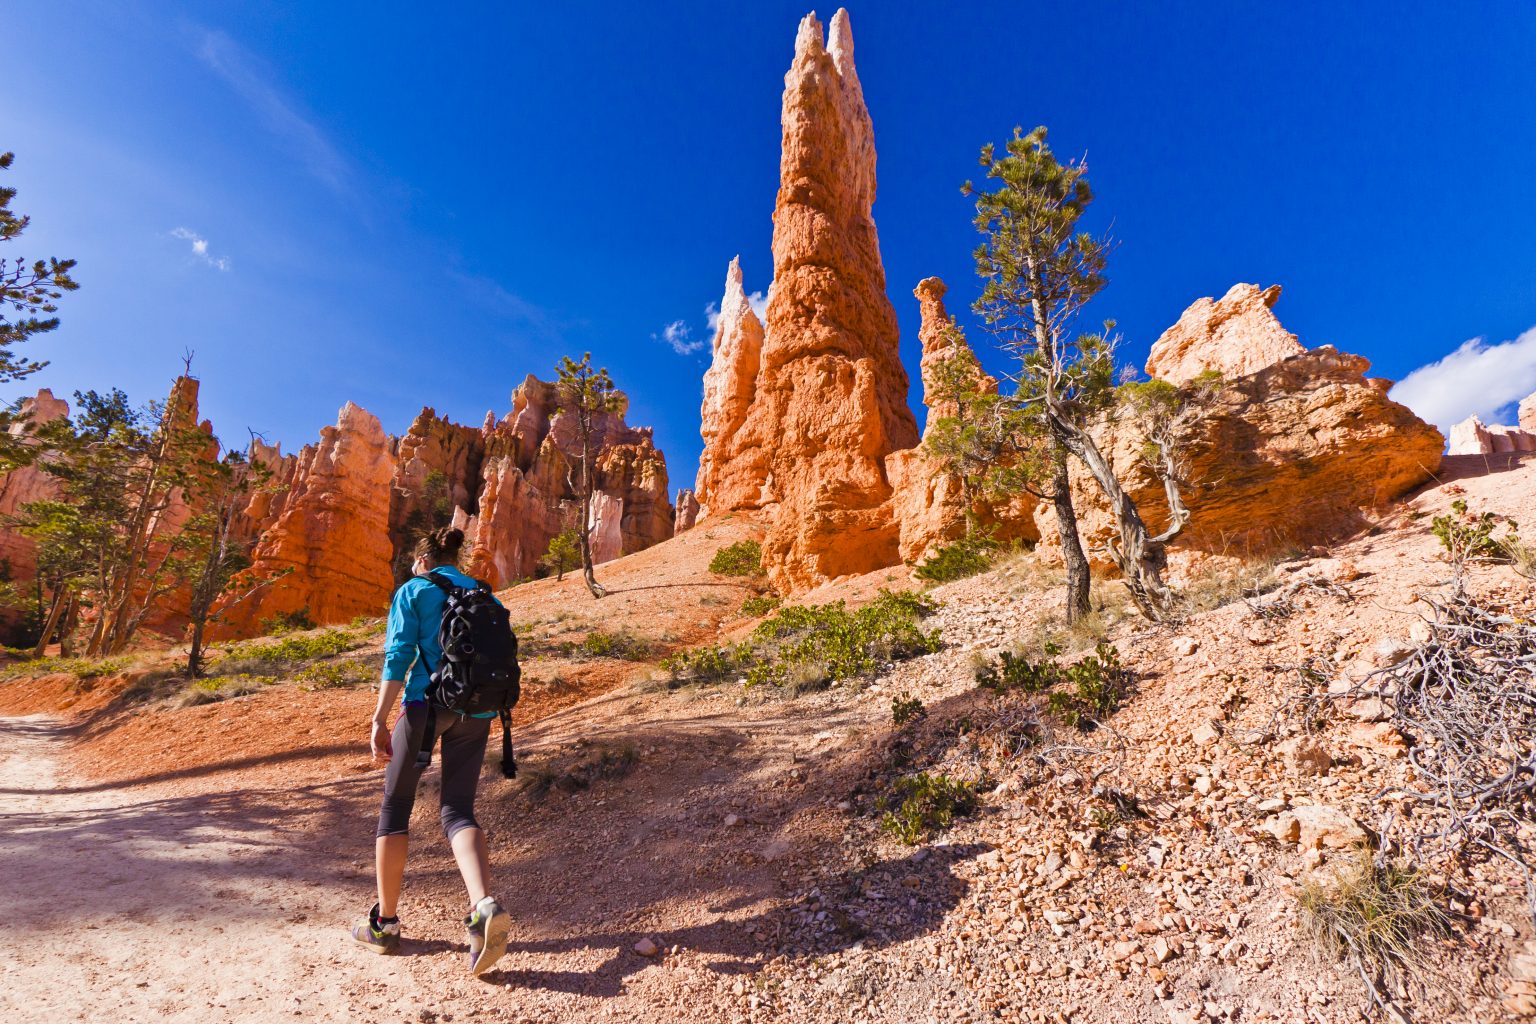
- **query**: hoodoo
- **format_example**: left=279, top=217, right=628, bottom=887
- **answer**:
left=215, top=402, right=398, bottom=635
left=699, top=9, right=918, bottom=590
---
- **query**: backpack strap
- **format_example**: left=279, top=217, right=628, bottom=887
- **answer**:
left=418, top=571, right=456, bottom=592
left=499, top=707, right=517, bottom=779
left=415, top=703, right=439, bottom=771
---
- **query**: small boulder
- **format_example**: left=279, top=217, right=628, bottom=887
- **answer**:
left=633, top=937, right=660, bottom=957
left=1192, top=722, right=1222, bottom=747
left=1279, top=736, right=1332, bottom=775
left=1292, top=804, right=1370, bottom=850
left=1263, top=812, right=1301, bottom=845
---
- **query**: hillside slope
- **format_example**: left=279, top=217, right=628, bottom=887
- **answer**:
left=3, top=464, right=1536, bottom=1023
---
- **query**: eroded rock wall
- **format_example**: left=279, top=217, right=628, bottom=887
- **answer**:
left=214, top=402, right=398, bottom=635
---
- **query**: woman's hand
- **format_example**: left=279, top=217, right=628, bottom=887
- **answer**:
left=370, top=718, right=393, bottom=762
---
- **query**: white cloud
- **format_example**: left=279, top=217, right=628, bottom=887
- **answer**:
left=170, top=227, right=230, bottom=270
left=1390, top=325, right=1536, bottom=432
left=194, top=29, right=350, bottom=195
left=705, top=301, right=720, bottom=333
left=653, top=319, right=705, bottom=356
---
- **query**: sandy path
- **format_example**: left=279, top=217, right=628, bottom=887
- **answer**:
left=0, top=714, right=448, bottom=1023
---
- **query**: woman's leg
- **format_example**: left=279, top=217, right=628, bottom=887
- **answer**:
left=376, top=835, right=409, bottom=917
left=437, top=714, right=493, bottom=906
left=449, top=827, right=491, bottom=906
left=375, top=706, right=427, bottom=917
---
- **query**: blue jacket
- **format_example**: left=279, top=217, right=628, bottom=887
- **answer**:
left=381, top=566, right=500, bottom=709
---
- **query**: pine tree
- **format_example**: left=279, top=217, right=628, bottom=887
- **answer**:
left=965, top=126, right=1186, bottom=620
left=553, top=353, right=622, bottom=599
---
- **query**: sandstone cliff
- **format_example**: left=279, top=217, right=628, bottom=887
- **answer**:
left=696, top=257, right=768, bottom=513
left=460, top=375, right=673, bottom=589
left=214, top=402, right=397, bottom=635
left=700, top=9, right=918, bottom=591
left=674, top=489, right=700, bottom=535
left=1144, top=283, right=1306, bottom=385
left=0, top=389, right=70, bottom=637
left=389, top=408, right=485, bottom=579
left=1043, top=290, right=1444, bottom=564
left=1446, top=393, right=1536, bottom=455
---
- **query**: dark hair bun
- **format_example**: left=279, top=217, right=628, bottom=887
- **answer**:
left=414, top=526, right=465, bottom=565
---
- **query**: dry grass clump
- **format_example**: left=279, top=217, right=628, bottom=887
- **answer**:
left=1299, top=851, right=1450, bottom=1010
left=1178, top=556, right=1282, bottom=614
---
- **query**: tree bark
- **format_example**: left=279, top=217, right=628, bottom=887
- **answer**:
left=32, top=587, right=70, bottom=659
left=577, top=413, right=607, bottom=599
left=1049, top=441, right=1092, bottom=623
left=1054, top=417, right=1175, bottom=620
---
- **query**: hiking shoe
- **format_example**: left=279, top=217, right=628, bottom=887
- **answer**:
left=465, top=896, right=509, bottom=975
left=351, top=903, right=401, bottom=955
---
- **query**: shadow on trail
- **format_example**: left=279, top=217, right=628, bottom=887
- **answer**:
left=481, top=844, right=985, bottom=998
left=0, top=741, right=358, bottom=796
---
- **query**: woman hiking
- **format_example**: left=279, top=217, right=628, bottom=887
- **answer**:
left=351, top=525, right=511, bottom=975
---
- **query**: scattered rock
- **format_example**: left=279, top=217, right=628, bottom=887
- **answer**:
left=633, top=937, right=660, bottom=957
left=1292, top=804, right=1370, bottom=850
left=1192, top=722, right=1222, bottom=747
left=1279, top=736, right=1332, bottom=776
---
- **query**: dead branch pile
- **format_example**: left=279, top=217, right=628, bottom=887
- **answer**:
left=1354, top=586, right=1536, bottom=920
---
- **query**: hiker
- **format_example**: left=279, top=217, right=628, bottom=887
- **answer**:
left=351, top=525, right=520, bottom=975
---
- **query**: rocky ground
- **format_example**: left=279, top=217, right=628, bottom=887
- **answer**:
left=4, top=461, right=1536, bottom=1023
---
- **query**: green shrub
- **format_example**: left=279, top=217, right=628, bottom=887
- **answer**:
left=740, top=593, right=781, bottom=617
left=658, top=643, right=748, bottom=683
left=260, top=608, right=315, bottom=635
left=578, top=631, right=652, bottom=661
left=180, top=674, right=270, bottom=707
left=0, top=655, right=131, bottom=683
left=914, top=532, right=999, bottom=583
left=297, top=661, right=370, bottom=691
left=975, top=641, right=1130, bottom=729
left=709, top=540, right=765, bottom=577
left=1431, top=499, right=1517, bottom=568
left=879, top=772, right=978, bottom=844
left=219, top=629, right=359, bottom=667
left=661, top=589, right=941, bottom=694
left=891, top=692, right=925, bottom=726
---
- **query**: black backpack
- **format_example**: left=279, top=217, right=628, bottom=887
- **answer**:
left=415, top=571, right=522, bottom=778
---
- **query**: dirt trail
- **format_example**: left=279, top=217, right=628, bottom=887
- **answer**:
left=0, top=714, right=420, bottom=1022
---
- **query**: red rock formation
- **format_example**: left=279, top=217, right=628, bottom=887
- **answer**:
left=1042, top=291, right=1444, bottom=563
left=730, top=9, right=919, bottom=590
left=389, top=407, right=485, bottom=578
left=1145, top=284, right=1306, bottom=385
left=0, top=389, right=70, bottom=636
left=1521, top=394, right=1536, bottom=433
left=673, top=489, right=700, bottom=535
left=885, top=277, right=1035, bottom=564
left=214, top=402, right=397, bottom=635
left=696, top=257, right=768, bottom=513
left=460, top=376, right=674, bottom=588
left=234, top=438, right=301, bottom=545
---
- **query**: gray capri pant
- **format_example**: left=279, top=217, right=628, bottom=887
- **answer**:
left=375, top=703, right=491, bottom=840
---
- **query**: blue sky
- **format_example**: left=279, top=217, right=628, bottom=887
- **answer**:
left=6, top=2, right=1536, bottom=492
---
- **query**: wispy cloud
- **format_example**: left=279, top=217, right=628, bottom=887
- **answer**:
left=449, top=270, right=563, bottom=342
left=653, top=319, right=705, bottom=355
left=170, top=227, right=230, bottom=270
left=194, top=28, right=350, bottom=194
left=1391, top=325, right=1536, bottom=432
